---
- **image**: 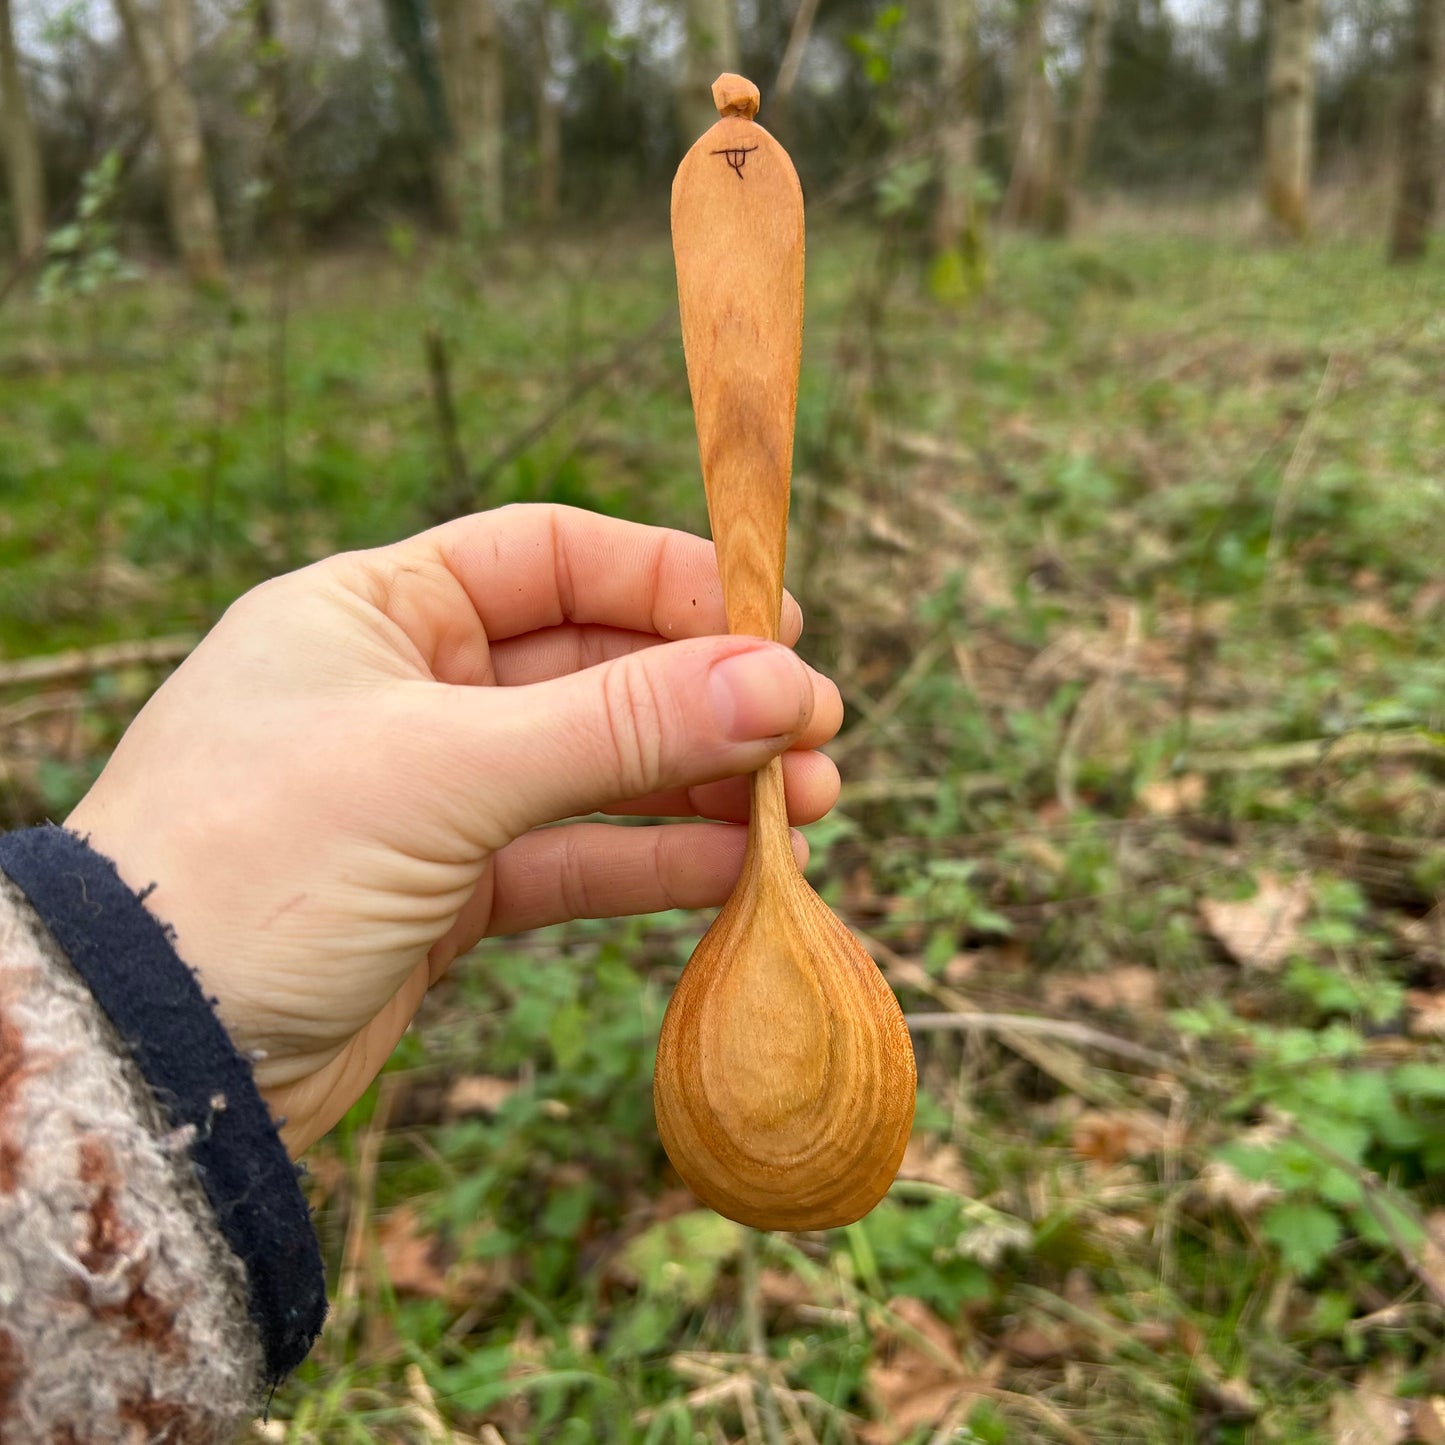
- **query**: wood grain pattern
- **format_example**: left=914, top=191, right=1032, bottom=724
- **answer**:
left=670, top=82, right=802, bottom=640
left=655, top=75, right=916, bottom=1231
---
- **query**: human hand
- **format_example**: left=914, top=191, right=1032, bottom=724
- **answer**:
left=67, top=505, right=842, bottom=1154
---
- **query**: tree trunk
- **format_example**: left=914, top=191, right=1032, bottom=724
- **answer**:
left=114, top=0, right=227, bottom=285
left=1389, top=0, right=1445, bottom=262
left=933, top=0, right=981, bottom=263
left=0, top=0, right=47, bottom=259
left=774, top=0, right=822, bottom=123
left=534, top=0, right=560, bottom=225
left=1002, top=0, right=1056, bottom=230
left=1262, top=0, right=1320, bottom=239
left=1055, top=0, right=1111, bottom=232
left=678, top=0, right=739, bottom=146
left=434, top=0, right=504, bottom=234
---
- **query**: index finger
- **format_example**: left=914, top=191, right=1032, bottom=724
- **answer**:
left=422, top=503, right=803, bottom=644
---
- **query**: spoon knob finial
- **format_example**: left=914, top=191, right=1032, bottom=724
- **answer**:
left=712, top=73, right=760, bottom=119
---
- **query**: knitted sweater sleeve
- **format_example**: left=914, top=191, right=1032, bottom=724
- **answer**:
left=0, top=828, right=328, bottom=1443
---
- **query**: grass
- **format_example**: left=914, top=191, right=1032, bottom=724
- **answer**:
left=2, top=215, right=1444, bottom=1443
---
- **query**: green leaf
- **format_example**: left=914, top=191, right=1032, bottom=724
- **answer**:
left=1260, top=1200, right=1342, bottom=1275
left=541, top=1182, right=595, bottom=1239
left=619, top=1211, right=743, bottom=1305
left=1392, top=1062, right=1445, bottom=1101
left=547, top=1001, right=589, bottom=1072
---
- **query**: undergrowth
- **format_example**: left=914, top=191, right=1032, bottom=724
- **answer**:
left=1, top=220, right=1443, bottom=1443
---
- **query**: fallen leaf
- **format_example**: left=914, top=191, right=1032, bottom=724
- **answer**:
left=1410, top=579, right=1445, bottom=620
left=898, top=1134, right=974, bottom=1195
left=1406, top=990, right=1445, bottom=1038
left=1192, top=1158, right=1283, bottom=1218
left=1200, top=874, right=1310, bottom=971
left=376, top=1205, right=449, bottom=1299
left=861, top=1297, right=998, bottom=1445
left=998, top=1321, right=1077, bottom=1363
left=1071, top=1109, right=1169, bottom=1166
left=942, top=952, right=981, bottom=987
left=1410, top=1210, right=1445, bottom=1303
left=445, top=1074, right=518, bottom=1117
left=1044, top=964, right=1160, bottom=1013
left=757, top=1268, right=812, bottom=1310
left=1328, top=1364, right=1408, bottom=1445
left=1410, top=1397, right=1445, bottom=1445
left=1190, top=1354, right=1259, bottom=1419
left=1139, top=773, right=1207, bottom=816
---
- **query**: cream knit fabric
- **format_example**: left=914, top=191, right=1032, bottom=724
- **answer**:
left=0, top=874, right=264, bottom=1441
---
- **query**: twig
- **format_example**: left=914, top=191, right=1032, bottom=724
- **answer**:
left=0, top=690, right=83, bottom=730
left=739, top=1230, right=784, bottom=1445
left=407, top=1361, right=483, bottom=1443
left=832, top=633, right=951, bottom=763
left=774, top=0, right=822, bottom=106
left=1057, top=601, right=1140, bottom=812
left=905, top=1011, right=1189, bottom=1077
left=0, top=636, right=196, bottom=689
left=198, top=299, right=239, bottom=623
left=425, top=324, right=472, bottom=521
left=860, top=930, right=1127, bottom=1106
left=1185, top=729, right=1444, bottom=773
left=330, top=1073, right=403, bottom=1344
left=1262, top=351, right=1344, bottom=599
left=836, top=773, right=1010, bottom=807
left=470, top=310, right=674, bottom=500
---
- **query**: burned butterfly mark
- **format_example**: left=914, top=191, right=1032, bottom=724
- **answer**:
left=712, top=144, right=758, bottom=178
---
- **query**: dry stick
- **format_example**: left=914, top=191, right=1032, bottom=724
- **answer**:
left=840, top=726, right=1443, bottom=810
left=1185, top=728, right=1445, bottom=773
left=859, top=929, right=1127, bottom=1108
left=0, top=635, right=196, bottom=689
left=830, top=632, right=951, bottom=764
left=836, top=772, right=1009, bottom=807
left=1261, top=350, right=1344, bottom=602
left=739, top=1230, right=785, bottom=1445
left=774, top=0, right=823, bottom=106
left=330, top=1073, right=403, bottom=1344
left=821, top=1268, right=1093, bottom=1445
left=198, top=300, right=238, bottom=623
left=0, top=690, right=84, bottom=730
left=1056, top=600, right=1140, bottom=813
left=905, top=1011, right=1190, bottom=1078
left=425, top=324, right=471, bottom=520
left=469, top=310, right=675, bottom=501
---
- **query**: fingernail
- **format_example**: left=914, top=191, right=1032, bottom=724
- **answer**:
left=709, top=646, right=809, bottom=742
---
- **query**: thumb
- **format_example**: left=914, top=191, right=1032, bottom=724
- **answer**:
left=440, top=637, right=817, bottom=840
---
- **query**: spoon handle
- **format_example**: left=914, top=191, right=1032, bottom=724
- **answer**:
left=672, top=75, right=804, bottom=643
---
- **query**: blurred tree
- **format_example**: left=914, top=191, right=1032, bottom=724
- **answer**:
left=1389, top=0, right=1445, bottom=260
left=780, top=0, right=826, bottom=119
left=1002, top=0, right=1056, bottom=228
left=679, top=0, right=739, bottom=144
left=932, top=0, right=986, bottom=290
left=534, top=0, right=560, bottom=224
left=434, top=0, right=505, bottom=232
left=1054, top=0, right=1112, bottom=231
left=252, top=0, right=291, bottom=248
left=114, top=0, right=227, bottom=284
left=1262, top=0, right=1320, bottom=238
left=0, top=0, right=45, bottom=259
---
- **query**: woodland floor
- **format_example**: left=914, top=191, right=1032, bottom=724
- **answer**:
left=1, top=214, right=1444, bottom=1444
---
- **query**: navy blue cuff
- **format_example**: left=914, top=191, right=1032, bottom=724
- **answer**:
left=0, top=825, right=327, bottom=1384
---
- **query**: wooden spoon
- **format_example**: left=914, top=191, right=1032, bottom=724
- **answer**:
left=654, top=74, right=916, bottom=1231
